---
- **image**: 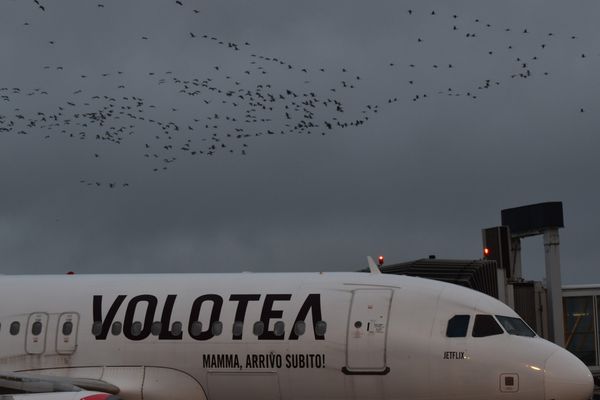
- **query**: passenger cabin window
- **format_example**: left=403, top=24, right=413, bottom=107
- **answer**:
left=496, top=315, right=536, bottom=337
left=62, top=321, right=73, bottom=336
left=315, top=321, right=327, bottom=336
left=31, top=321, right=43, bottom=336
left=91, top=321, right=102, bottom=336
left=211, top=321, right=223, bottom=336
left=253, top=321, right=265, bottom=336
left=472, top=314, right=504, bottom=337
left=446, top=315, right=470, bottom=337
left=293, top=321, right=306, bottom=337
left=151, top=321, right=162, bottom=336
left=232, top=321, right=243, bottom=337
left=111, top=322, right=122, bottom=336
left=273, top=321, right=285, bottom=337
left=10, top=321, right=20, bottom=336
left=171, top=321, right=182, bottom=336
left=131, top=321, right=142, bottom=337
left=190, top=321, right=202, bottom=337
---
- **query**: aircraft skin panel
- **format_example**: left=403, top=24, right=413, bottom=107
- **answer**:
left=0, top=272, right=594, bottom=400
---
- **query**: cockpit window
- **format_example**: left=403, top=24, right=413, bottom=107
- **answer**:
left=446, top=315, right=470, bottom=337
left=472, top=314, right=504, bottom=337
left=496, top=315, right=536, bottom=337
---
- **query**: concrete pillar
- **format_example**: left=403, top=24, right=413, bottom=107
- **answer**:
left=544, top=228, right=565, bottom=347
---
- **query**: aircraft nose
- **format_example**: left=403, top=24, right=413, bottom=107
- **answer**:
left=544, top=349, right=593, bottom=400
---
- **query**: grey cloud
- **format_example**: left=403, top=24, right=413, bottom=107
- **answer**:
left=0, top=0, right=598, bottom=285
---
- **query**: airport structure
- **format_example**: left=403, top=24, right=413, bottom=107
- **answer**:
left=377, top=202, right=600, bottom=374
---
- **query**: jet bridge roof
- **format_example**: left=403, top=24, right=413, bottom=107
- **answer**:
left=373, top=258, right=499, bottom=299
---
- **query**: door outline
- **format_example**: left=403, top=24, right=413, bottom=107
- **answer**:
left=56, top=312, right=80, bottom=355
left=26, top=312, right=49, bottom=355
left=343, top=289, right=393, bottom=375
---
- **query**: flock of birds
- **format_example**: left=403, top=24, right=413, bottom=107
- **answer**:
left=0, top=1, right=596, bottom=188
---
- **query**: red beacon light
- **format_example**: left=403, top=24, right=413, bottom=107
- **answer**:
left=377, top=256, right=384, bottom=266
left=483, top=247, right=490, bottom=257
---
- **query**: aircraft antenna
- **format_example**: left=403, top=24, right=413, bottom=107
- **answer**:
left=367, top=256, right=381, bottom=274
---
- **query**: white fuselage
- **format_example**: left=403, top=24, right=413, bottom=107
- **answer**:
left=0, top=272, right=593, bottom=400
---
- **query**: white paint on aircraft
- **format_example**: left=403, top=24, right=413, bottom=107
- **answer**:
left=0, top=270, right=593, bottom=400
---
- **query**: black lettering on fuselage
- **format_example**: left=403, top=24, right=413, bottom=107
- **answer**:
left=285, top=353, right=325, bottom=368
left=443, top=351, right=466, bottom=360
left=202, top=354, right=240, bottom=368
left=123, top=294, right=158, bottom=341
left=258, top=294, right=291, bottom=340
left=289, top=293, right=324, bottom=340
left=229, top=294, right=261, bottom=340
left=189, top=294, right=223, bottom=340
left=93, top=295, right=126, bottom=340
left=93, top=292, right=326, bottom=342
left=159, top=294, right=182, bottom=340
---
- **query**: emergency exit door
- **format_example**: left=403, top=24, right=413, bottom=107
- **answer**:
left=56, top=312, right=79, bottom=354
left=26, top=312, right=49, bottom=354
left=344, top=289, right=392, bottom=374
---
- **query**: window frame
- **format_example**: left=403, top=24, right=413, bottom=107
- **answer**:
left=472, top=314, right=504, bottom=338
left=495, top=315, right=536, bottom=337
left=446, top=314, right=471, bottom=338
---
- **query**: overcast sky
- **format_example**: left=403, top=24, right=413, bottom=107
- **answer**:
left=0, top=0, right=598, bottom=284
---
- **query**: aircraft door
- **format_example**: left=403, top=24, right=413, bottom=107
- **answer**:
left=26, top=312, right=49, bottom=354
left=344, top=289, right=392, bottom=374
left=56, top=312, right=79, bottom=354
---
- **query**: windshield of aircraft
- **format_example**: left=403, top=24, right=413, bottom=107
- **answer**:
left=495, top=315, right=536, bottom=337
left=446, top=314, right=470, bottom=337
left=472, top=314, right=504, bottom=337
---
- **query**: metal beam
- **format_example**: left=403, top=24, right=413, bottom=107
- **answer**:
left=544, top=228, right=565, bottom=346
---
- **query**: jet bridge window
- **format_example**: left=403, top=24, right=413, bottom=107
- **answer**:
left=496, top=316, right=536, bottom=337
left=472, top=314, right=504, bottom=337
left=446, top=315, right=470, bottom=337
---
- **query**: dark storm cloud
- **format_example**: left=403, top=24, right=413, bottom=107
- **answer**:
left=0, top=0, right=599, bottom=284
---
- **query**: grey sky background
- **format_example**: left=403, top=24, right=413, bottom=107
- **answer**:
left=0, top=0, right=599, bottom=284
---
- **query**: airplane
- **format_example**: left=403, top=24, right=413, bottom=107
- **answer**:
left=0, top=257, right=593, bottom=400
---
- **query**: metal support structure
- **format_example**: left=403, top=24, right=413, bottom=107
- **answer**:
left=496, top=268, right=507, bottom=304
left=506, top=284, right=515, bottom=310
left=534, top=281, right=548, bottom=339
left=511, top=238, right=522, bottom=280
left=544, top=228, right=564, bottom=347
